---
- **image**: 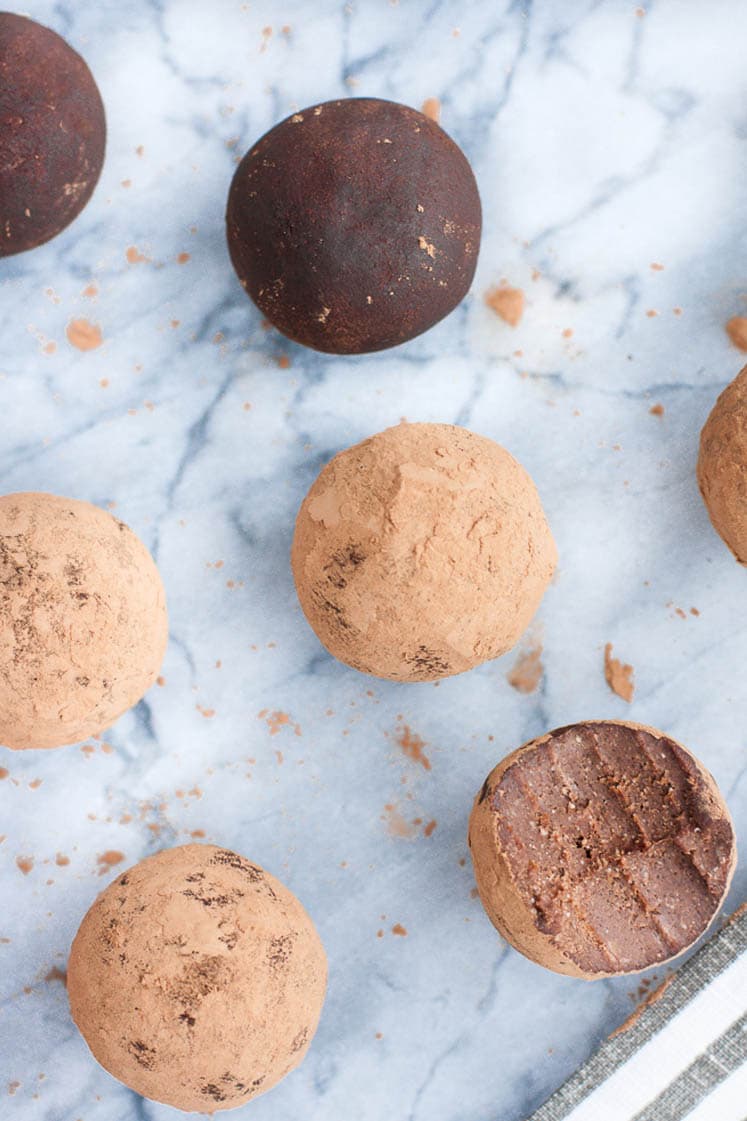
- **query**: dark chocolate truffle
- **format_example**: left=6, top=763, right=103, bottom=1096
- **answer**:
left=226, top=98, right=481, bottom=353
left=68, top=844, right=327, bottom=1112
left=469, top=721, right=736, bottom=978
left=697, top=362, right=747, bottom=564
left=0, top=13, right=106, bottom=256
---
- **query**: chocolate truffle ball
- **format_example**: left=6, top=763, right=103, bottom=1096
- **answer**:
left=0, top=493, right=167, bottom=750
left=68, top=844, right=327, bottom=1113
left=469, top=721, right=736, bottom=978
left=0, top=13, right=106, bottom=256
left=697, top=363, right=747, bottom=564
left=291, top=423, right=556, bottom=681
left=226, top=98, right=481, bottom=353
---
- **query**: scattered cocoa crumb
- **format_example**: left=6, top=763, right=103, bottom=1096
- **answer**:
left=673, top=307, right=682, bottom=316
left=196, top=705, right=216, bottom=719
left=421, top=97, right=441, bottom=123
left=44, top=966, right=67, bottom=986
left=277, top=354, right=291, bottom=369
left=382, top=803, right=417, bottom=839
left=16, top=856, right=33, bottom=876
left=690, top=607, right=700, bottom=616
left=99, top=378, right=109, bottom=388
left=125, top=246, right=149, bottom=264
left=28, top=778, right=42, bottom=790
left=417, top=235, right=436, bottom=259
left=507, top=642, right=543, bottom=694
left=190, top=829, right=206, bottom=838
left=258, top=709, right=302, bottom=737
left=135, top=145, right=144, bottom=157
left=604, top=643, right=635, bottom=702
left=485, top=285, right=524, bottom=327
left=725, top=316, right=747, bottom=352
left=0, top=768, right=7, bottom=780
left=97, top=851, right=125, bottom=874
left=8, top=1082, right=20, bottom=1096
left=42, top=340, right=56, bottom=354
left=423, top=820, right=437, bottom=837
left=392, top=923, right=407, bottom=936
left=645, top=309, right=658, bottom=318
left=562, top=327, right=573, bottom=338
left=55, top=853, right=69, bottom=867
left=675, top=607, right=687, bottom=620
left=375, top=1031, right=383, bottom=1040
left=395, top=724, right=431, bottom=770
left=121, top=179, right=132, bottom=189
left=649, top=403, right=664, bottom=417
left=650, top=262, right=664, bottom=271
left=156, top=676, right=166, bottom=687
left=66, top=318, right=103, bottom=351
left=176, top=252, right=191, bottom=265
left=82, top=283, right=98, bottom=298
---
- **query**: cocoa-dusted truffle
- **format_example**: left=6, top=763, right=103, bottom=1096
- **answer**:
left=226, top=98, right=481, bottom=353
left=291, top=423, right=556, bottom=681
left=68, top=844, right=327, bottom=1113
left=0, top=493, right=167, bottom=750
left=0, top=13, right=106, bottom=256
left=697, top=363, right=747, bottom=564
left=469, top=721, right=736, bottom=978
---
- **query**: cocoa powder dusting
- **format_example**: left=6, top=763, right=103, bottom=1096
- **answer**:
left=604, top=643, right=635, bottom=702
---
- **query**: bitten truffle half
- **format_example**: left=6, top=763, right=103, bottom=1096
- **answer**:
left=226, top=98, right=481, bottom=353
left=292, top=423, right=557, bottom=681
left=0, top=13, right=106, bottom=255
left=68, top=844, right=327, bottom=1113
left=469, top=721, right=736, bottom=979
left=0, top=493, right=167, bottom=750
left=697, top=363, right=747, bottom=564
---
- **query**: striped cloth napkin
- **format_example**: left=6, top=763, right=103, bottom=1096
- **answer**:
left=528, top=907, right=747, bottom=1121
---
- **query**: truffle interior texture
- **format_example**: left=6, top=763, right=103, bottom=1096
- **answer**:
left=487, top=723, right=734, bottom=974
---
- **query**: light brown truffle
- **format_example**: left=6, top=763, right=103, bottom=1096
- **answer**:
left=291, top=423, right=557, bottom=681
left=469, top=721, right=736, bottom=979
left=68, top=844, right=327, bottom=1112
left=697, top=364, right=747, bottom=564
left=0, top=493, right=167, bottom=749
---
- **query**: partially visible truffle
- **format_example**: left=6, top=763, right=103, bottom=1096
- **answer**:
left=291, top=423, right=557, bottom=681
left=468, top=721, right=736, bottom=979
left=68, top=844, right=327, bottom=1112
left=0, top=13, right=106, bottom=256
left=697, top=363, right=747, bottom=564
left=226, top=98, right=481, bottom=353
left=0, top=493, right=167, bottom=749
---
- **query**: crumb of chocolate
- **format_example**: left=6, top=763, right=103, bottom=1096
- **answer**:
left=725, top=316, right=747, bottom=352
left=604, top=643, right=634, bottom=702
left=485, top=285, right=524, bottom=327
left=507, top=642, right=543, bottom=694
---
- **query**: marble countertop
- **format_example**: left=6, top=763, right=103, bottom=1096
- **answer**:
left=1, top=1, right=746, bottom=1119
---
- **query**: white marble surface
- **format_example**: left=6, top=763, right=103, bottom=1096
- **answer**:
left=0, top=1, right=746, bottom=1119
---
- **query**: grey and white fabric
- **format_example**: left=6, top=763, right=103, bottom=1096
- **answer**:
left=528, top=909, right=747, bottom=1121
